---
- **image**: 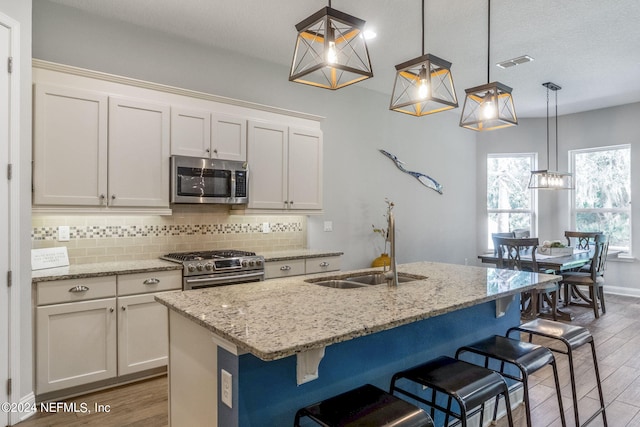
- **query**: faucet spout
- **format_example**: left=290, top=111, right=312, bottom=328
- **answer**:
left=384, top=210, right=398, bottom=287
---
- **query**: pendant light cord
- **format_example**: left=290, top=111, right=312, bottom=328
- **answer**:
left=487, top=0, right=491, bottom=83
left=555, top=89, right=559, bottom=170
left=546, top=86, right=550, bottom=169
left=422, top=0, right=425, bottom=55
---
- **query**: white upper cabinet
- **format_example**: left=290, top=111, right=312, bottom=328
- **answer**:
left=33, top=84, right=108, bottom=206
left=170, top=107, right=211, bottom=158
left=288, top=127, right=323, bottom=210
left=33, top=85, right=170, bottom=210
left=247, top=121, right=323, bottom=211
left=108, top=96, right=170, bottom=208
left=247, top=121, right=288, bottom=209
left=171, top=109, right=247, bottom=162
left=211, top=113, right=247, bottom=161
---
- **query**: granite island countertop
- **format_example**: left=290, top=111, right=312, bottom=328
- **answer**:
left=155, top=261, right=559, bottom=361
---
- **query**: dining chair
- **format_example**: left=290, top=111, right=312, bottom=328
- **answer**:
left=491, top=232, right=515, bottom=256
left=560, top=234, right=609, bottom=318
left=493, top=237, right=559, bottom=320
left=513, top=228, right=531, bottom=238
left=564, top=230, right=603, bottom=250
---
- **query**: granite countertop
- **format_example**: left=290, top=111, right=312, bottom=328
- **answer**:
left=31, top=259, right=183, bottom=283
left=260, top=249, right=343, bottom=262
left=30, top=249, right=343, bottom=283
left=155, top=261, right=559, bottom=361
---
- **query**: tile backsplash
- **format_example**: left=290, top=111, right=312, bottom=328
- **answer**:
left=32, top=205, right=307, bottom=264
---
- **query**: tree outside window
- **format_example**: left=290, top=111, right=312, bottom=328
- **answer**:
left=487, top=154, right=536, bottom=248
left=571, top=145, right=631, bottom=252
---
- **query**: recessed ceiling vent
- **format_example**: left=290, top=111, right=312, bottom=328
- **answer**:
left=496, top=55, right=534, bottom=69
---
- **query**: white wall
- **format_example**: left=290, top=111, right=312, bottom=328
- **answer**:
left=32, top=0, right=479, bottom=271
left=0, top=0, right=32, bottom=416
left=476, top=103, right=640, bottom=296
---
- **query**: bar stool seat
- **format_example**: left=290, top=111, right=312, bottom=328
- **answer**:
left=507, top=319, right=607, bottom=427
left=390, top=356, right=514, bottom=427
left=294, top=383, right=434, bottom=427
left=456, top=335, right=566, bottom=427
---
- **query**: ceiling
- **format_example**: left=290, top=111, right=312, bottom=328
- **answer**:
left=46, top=0, right=640, bottom=118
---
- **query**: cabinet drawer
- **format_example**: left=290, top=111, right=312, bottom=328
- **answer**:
left=305, top=256, right=341, bottom=274
left=117, top=270, right=182, bottom=296
left=37, top=276, right=117, bottom=306
left=264, top=259, right=305, bottom=279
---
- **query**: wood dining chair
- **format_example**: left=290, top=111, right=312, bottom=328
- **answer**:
left=560, top=234, right=609, bottom=318
left=491, top=232, right=515, bottom=256
left=493, top=237, right=559, bottom=320
left=564, top=230, right=603, bottom=251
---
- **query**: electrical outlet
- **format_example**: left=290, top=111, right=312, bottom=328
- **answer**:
left=221, top=369, right=233, bottom=408
left=58, top=226, right=70, bottom=242
left=262, top=222, right=270, bottom=233
left=323, top=221, right=333, bottom=232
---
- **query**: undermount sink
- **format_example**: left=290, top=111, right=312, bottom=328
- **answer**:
left=306, top=272, right=427, bottom=289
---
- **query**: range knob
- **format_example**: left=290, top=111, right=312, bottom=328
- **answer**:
left=241, top=260, right=248, bottom=267
left=188, top=264, right=196, bottom=272
left=249, top=260, right=255, bottom=267
left=205, top=263, right=213, bottom=271
left=196, top=263, right=204, bottom=271
left=256, top=259, right=263, bottom=266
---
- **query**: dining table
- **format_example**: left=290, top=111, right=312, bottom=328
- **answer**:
left=478, top=248, right=594, bottom=321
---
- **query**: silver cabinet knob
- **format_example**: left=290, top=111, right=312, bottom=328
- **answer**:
left=121, top=306, right=126, bottom=311
left=69, top=285, right=89, bottom=293
left=280, top=265, right=291, bottom=271
left=111, top=194, right=116, bottom=200
left=109, top=308, right=114, bottom=313
left=143, top=278, right=160, bottom=285
left=319, top=262, right=330, bottom=267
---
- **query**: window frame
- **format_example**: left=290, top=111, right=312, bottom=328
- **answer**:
left=569, top=144, right=631, bottom=254
left=486, top=152, right=538, bottom=250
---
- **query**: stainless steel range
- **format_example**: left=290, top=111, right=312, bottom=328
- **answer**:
left=161, top=250, right=265, bottom=290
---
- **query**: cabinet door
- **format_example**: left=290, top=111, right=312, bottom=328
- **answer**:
left=247, top=121, right=288, bottom=209
left=36, top=298, right=117, bottom=394
left=117, top=293, right=169, bottom=376
left=288, top=127, right=323, bottom=210
left=33, top=84, right=108, bottom=206
left=170, top=107, right=211, bottom=157
left=108, top=96, right=170, bottom=207
left=211, top=113, right=247, bottom=161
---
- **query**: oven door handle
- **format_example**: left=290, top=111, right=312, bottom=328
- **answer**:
left=184, top=271, right=265, bottom=284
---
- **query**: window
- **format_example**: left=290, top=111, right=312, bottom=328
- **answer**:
left=571, top=145, right=631, bottom=252
left=487, top=154, right=536, bottom=248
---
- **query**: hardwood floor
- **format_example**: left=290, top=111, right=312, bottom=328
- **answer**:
left=15, top=294, right=640, bottom=427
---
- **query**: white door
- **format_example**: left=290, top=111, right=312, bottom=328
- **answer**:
left=0, top=20, right=10, bottom=427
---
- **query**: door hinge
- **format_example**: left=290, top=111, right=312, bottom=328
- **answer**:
left=7, top=270, right=12, bottom=288
left=7, top=57, right=12, bottom=74
left=7, top=163, right=12, bottom=180
left=6, top=378, right=11, bottom=396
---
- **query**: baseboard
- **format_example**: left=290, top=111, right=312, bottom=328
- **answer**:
left=9, top=392, right=36, bottom=425
left=605, top=287, right=640, bottom=298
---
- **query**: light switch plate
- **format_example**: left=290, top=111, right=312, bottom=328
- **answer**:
left=323, top=221, right=333, bottom=232
left=221, top=369, right=232, bottom=408
left=262, top=222, right=270, bottom=233
left=58, top=226, right=70, bottom=242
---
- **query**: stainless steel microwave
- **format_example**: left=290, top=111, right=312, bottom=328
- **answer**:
left=170, top=155, right=248, bottom=204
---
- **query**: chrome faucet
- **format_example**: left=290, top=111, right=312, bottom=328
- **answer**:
left=383, top=210, right=398, bottom=287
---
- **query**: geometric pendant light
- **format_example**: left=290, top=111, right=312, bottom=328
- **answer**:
left=389, top=0, right=458, bottom=116
left=459, top=0, right=518, bottom=131
left=528, top=82, right=574, bottom=190
left=289, top=1, right=373, bottom=90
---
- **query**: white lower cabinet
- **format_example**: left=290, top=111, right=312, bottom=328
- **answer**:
left=264, top=256, right=341, bottom=279
left=36, top=297, right=117, bottom=394
left=117, top=293, right=169, bottom=376
left=35, top=270, right=181, bottom=396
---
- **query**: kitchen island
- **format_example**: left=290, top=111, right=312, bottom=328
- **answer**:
left=155, top=261, right=559, bottom=427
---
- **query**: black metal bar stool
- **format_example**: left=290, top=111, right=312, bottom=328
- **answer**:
left=507, top=318, right=607, bottom=427
left=389, top=356, right=514, bottom=427
left=456, top=335, right=567, bottom=427
left=294, top=383, right=434, bottom=427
